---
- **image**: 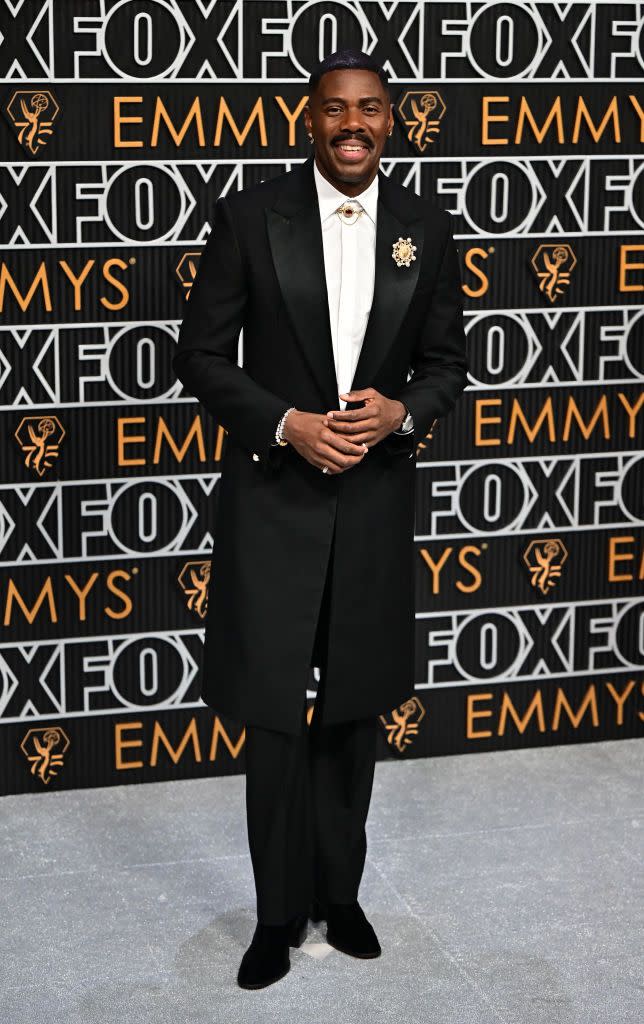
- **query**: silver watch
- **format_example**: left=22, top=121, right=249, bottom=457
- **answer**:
left=400, top=409, right=413, bottom=432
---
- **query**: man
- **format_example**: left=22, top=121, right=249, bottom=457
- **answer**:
left=172, top=49, right=468, bottom=989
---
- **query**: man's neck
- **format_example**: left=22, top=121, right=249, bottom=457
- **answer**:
left=313, top=155, right=379, bottom=198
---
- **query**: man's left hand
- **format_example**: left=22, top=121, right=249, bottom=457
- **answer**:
left=325, top=388, right=407, bottom=448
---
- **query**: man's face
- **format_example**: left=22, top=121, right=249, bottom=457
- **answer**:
left=304, top=68, right=393, bottom=192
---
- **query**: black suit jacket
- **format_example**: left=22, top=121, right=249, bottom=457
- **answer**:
left=172, top=155, right=468, bottom=734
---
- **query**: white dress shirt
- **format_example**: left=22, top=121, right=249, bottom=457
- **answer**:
left=312, top=160, right=413, bottom=434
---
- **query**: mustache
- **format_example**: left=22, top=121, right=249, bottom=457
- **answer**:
left=332, top=135, right=372, bottom=148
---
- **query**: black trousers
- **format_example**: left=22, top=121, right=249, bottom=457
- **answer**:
left=244, top=526, right=379, bottom=925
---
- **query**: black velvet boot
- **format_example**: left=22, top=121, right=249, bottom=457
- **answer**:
left=314, top=899, right=381, bottom=958
left=237, top=911, right=308, bottom=989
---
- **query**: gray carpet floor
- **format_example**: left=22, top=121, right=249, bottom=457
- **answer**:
left=0, top=737, right=642, bottom=1023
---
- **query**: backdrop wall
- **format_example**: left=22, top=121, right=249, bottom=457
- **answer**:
left=1, top=0, right=642, bottom=795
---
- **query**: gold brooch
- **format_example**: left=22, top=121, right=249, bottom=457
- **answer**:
left=392, top=236, right=417, bottom=268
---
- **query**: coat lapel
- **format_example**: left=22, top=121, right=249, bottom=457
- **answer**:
left=349, top=178, right=424, bottom=395
left=266, top=158, right=338, bottom=410
left=266, top=155, right=424, bottom=410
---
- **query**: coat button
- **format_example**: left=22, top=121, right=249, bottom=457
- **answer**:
left=252, top=452, right=260, bottom=461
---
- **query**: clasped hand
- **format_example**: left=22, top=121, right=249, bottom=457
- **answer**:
left=282, top=387, right=407, bottom=475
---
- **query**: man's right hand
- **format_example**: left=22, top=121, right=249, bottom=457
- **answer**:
left=282, top=410, right=368, bottom=474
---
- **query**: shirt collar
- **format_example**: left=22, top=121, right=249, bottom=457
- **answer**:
left=313, top=159, right=379, bottom=225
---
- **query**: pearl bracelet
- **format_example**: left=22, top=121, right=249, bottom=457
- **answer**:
left=275, top=406, right=296, bottom=446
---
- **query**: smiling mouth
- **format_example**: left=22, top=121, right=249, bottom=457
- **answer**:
left=334, top=140, right=369, bottom=154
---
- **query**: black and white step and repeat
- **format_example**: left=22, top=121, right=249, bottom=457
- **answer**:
left=1, top=1, right=642, bottom=794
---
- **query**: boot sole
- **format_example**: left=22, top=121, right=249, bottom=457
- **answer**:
left=237, top=962, right=291, bottom=990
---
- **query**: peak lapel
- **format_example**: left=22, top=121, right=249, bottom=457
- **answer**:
left=265, top=157, right=339, bottom=410
left=349, top=170, right=424, bottom=395
left=265, top=158, right=425, bottom=411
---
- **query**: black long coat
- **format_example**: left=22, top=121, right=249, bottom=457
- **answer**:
left=172, top=155, right=468, bottom=735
